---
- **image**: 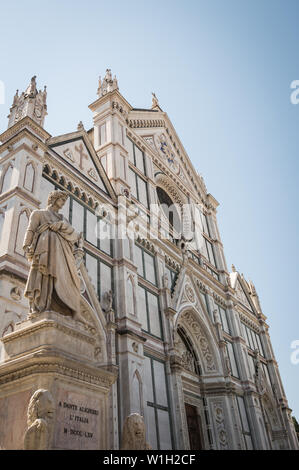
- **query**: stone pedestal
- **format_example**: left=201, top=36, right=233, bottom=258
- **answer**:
left=0, top=311, right=118, bottom=450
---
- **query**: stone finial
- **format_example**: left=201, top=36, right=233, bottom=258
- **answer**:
left=113, top=75, right=118, bottom=89
left=77, top=121, right=85, bottom=131
left=249, top=279, right=263, bottom=314
left=249, top=280, right=256, bottom=295
left=97, top=69, right=119, bottom=97
left=24, top=76, right=37, bottom=98
left=151, top=92, right=159, bottom=109
left=7, top=76, right=47, bottom=129
left=12, top=89, right=19, bottom=106
left=231, top=264, right=236, bottom=272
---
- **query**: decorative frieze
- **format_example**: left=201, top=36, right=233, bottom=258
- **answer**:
left=213, top=402, right=229, bottom=449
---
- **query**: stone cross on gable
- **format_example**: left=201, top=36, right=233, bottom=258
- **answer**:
left=75, top=143, right=88, bottom=170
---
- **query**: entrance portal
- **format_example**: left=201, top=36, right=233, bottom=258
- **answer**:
left=185, top=403, right=203, bottom=450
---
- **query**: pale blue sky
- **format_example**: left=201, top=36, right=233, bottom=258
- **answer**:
left=0, top=0, right=298, bottom=418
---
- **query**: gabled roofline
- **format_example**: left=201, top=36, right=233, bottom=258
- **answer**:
left=127, top=107, right=212, bottom=202
left=230, top=270, right=259, bottom=317
left=47, top=129, right=117, bottom=202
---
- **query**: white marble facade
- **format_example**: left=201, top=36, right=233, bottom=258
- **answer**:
left=0, top=71, right=298, bottom=450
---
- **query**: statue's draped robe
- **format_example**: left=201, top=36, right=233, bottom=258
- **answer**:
left=23, top=209, right=81, bottom=316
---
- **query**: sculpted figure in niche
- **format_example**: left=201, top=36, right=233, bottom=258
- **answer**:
left=24, top=389, right=55, bottom=450
left=23, top=190, right=83, bottom=317
left=104, top=289, right=113, bottom=312
left=121, top=413, right=152, bottom=450
left=162, top=272, right=169, bottom=289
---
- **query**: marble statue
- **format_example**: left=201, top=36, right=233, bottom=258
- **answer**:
left=23, top=190, right=83, bottom=317
left=121, top=413, right=152, bottom=450
left=213, top=308, right=221, bottom=324
left=104, top=289, right=113, bottom=311
left=162, top=272, right=169, bottom=289
left=24, top=389, right=55, bottom=450
left=253, top=349, right=266, bottom=395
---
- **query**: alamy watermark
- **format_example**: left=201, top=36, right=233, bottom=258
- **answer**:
left=290, top=80, right=299, bottom=104
left=0, top=80, right=4, bottom=105
left=290, top=340, right=299, bottom=365
left=92, top=198, right=199, bottom=248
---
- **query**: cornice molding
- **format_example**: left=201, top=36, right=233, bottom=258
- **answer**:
left=0, top=116, right=51, bottom=144
left=0, top=355, right=118, bottom=389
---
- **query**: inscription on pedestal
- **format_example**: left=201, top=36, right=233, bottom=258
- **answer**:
left=54, top=389, right=102, bottom=449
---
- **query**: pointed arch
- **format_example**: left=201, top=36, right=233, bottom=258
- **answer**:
left=154, top=172, right=188, bottom=207
left=173, top=275, right=215, bottom=335
left=175, top=306, right=223, bottom=375
left=14, top=208, right=31, bottom=255
left=2, top=322, right=14, bottom=337
left=0, top=162, right=14, bottom=194
left=23, top=161, right=36, bottom=192
left=131, top=369, right=143, bottom=415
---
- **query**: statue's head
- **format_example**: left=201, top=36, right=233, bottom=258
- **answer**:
left=47, top=190, right=68, bottom=210
left=121, top=413, right=146, bottom=449
left=27, top=389, right=55, bottom=426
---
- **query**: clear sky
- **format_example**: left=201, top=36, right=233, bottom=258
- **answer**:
left=0, top=0, right=298, bottom=419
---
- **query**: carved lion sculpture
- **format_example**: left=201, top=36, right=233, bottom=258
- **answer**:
left=23, top=389, right=55, bottom=450
left=121, top=413, right=152, bottom=450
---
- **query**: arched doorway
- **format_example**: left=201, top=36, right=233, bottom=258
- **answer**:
left=185, top=403, right=204, bottom=450
left=175, top=326, right=204, bottom=450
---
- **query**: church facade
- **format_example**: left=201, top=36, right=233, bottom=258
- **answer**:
left=0, top=71, right=297, bottom=450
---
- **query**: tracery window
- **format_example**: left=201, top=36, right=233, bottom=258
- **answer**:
left=156, top=186, right=182, bottom=236
left=127, top=137, right=149, bottom=209
left=85, top=251, right=113, bottom=305
left=144, top=355, right=173, bottom=450
left=194, top=207, right=217, bottom=269
left=215, top=303, right=230, bottom=334
left=236, top=396, right=254, bottom=449
left=138, top=285, right=162, bottom=339
left=128, top=167, right=149, bottom=208
left=225, top=340, right=240, bottom=378
left=164, top=265, right=178, bottom=293
left=241, top=322, right=264, bottom=356
left=135, top=243, right=157, bottom=286
left=126, top=137, right=146, bottom=174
